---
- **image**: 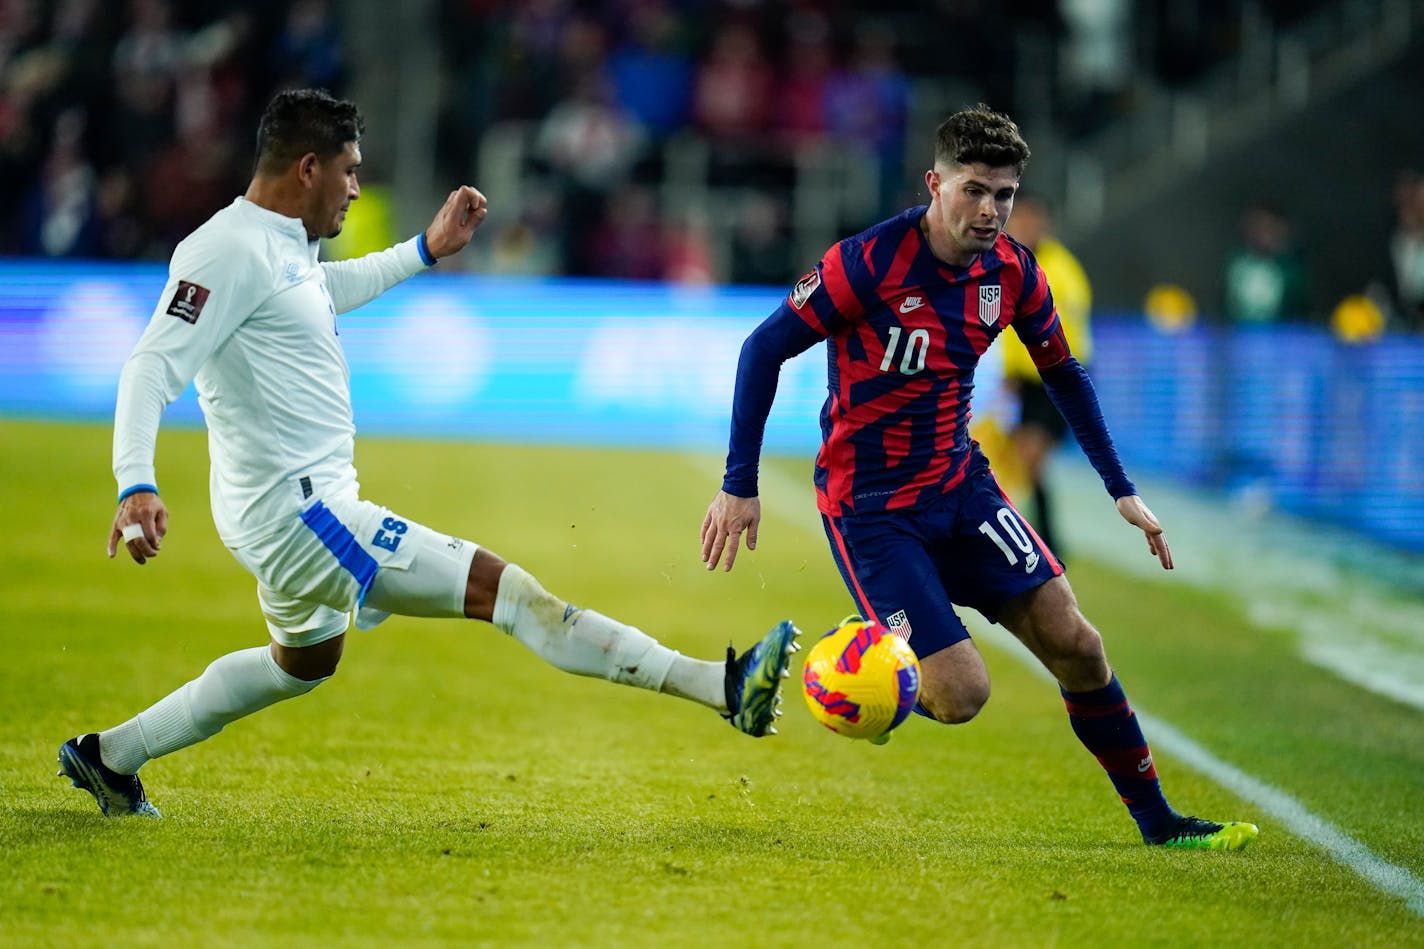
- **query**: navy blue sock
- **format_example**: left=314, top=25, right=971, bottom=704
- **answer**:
left=1061, top=674, right=1175, bottom=839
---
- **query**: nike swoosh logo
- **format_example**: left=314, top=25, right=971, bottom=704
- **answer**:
left=1137, top=757, right=1153, bottom=772
left=899, top=298, right=924, bottom=313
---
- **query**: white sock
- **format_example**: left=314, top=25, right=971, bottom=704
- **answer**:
left=99, top=645, right=325, bottom=774
left=492, top=563, right=726, bottom=710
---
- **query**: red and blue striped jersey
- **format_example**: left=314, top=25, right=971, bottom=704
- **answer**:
left=724, top=206, right=1086, bottom=516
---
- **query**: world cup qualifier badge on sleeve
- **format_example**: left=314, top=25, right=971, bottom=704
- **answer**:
left=166, top=280, right=211, bottom=324
left=790, top=270, right=821, bottom=310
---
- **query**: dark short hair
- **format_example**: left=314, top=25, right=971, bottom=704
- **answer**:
left=253, top=88, right=364, bottom=176
left=935, top=104, right=1031, bottom=176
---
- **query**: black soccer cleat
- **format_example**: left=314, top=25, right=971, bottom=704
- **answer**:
left=1144, top=814, right=1257, bottom=850
left=58, top=733, right=160, bottom=818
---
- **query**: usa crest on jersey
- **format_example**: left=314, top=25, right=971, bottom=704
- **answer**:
left=978, top=285, right=1001, bottom=326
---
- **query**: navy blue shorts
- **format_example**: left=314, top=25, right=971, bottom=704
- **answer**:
left=821, top=449, right=1063, bottom=660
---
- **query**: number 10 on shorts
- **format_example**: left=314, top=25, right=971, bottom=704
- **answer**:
left=977, top=509, right=1040, bottom=571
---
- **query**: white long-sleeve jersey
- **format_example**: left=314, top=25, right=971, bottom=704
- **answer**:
left=113, top=196, right=431, bottom=546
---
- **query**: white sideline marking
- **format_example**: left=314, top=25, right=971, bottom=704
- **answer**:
left=974, top=620, right=1424, bottom=918
left=1139, top=712, right=1424, bottom=916
left=693, top=454, right=1424, bottom=917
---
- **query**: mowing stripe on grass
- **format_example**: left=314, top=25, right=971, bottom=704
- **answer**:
left=723, top=454, right=1424, bottom=919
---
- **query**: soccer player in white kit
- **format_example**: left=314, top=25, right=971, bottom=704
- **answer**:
left=58, top=88, right=799, bottom=818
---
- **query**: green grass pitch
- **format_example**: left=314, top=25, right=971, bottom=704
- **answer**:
left=2, top=419, right=1421, bottom=947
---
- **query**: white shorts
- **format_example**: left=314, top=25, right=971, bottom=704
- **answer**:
left=229, top=488, right=477, bottom=647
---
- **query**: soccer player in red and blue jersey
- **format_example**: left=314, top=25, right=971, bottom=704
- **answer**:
left=701, top=104, right=1258, bottom=850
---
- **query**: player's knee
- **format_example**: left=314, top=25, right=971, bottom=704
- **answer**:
left=1040, top=623, right=1108, bottom=685
left=296, top=656, right=340, bottom=682
left=1062, top=623, right=1105, bottom=669
left=920, top=682, right=989, bottom=725
left=271, top=635, right=344, bottom=681
left=1055, top=620, right=1102, bottom=660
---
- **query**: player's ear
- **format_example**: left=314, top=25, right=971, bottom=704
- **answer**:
left=925, top=168, right=940, bottom=196
left=297, top=152, right=320, bottom=186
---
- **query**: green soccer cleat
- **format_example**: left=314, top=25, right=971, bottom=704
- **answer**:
left=724, top=620, right=801, bottom=737
left=1146, top=815, right=1258, bottom=851
left=58, top=734, right=161, bottom=818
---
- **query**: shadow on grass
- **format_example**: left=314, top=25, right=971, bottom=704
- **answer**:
left=6, top=804, right=143, bottom=844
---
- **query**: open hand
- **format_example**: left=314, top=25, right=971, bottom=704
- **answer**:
left=1115, top=494, right=1172, bottom=570
left=700, top=491, right=761, bottom=572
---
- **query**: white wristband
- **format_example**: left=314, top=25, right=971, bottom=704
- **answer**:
left=121, top=523, right=145, bottom=543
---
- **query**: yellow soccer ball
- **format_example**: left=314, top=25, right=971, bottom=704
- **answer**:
left=802, top=620, right=921, bottom=740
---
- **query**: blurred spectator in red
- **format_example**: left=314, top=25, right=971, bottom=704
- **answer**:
left=189, top=11, right=261, bottom=153
left=142, top=81, right=238, bottom=251
left=694, top=18, right=785, bottom=192
left=692, top=20, right=774, bottom=144
left=774, top=9, right=834, bottom=152
left=1389, top=170, right=1424, bottom=331
left=663, top=208, right=713, bottom=286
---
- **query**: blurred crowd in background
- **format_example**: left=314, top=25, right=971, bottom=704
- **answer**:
left=2, top=0, right=1421, bottom=330
left=0, top=0, right=340, bottom=261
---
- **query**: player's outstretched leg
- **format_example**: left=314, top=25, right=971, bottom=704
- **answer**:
left=57, top=734, right=160, bottom=818
left=493, top=562, right=801, bottom=732
left=1145, top=815, right=1259, bottom=851
left=724, top=620, right=801, bottom=737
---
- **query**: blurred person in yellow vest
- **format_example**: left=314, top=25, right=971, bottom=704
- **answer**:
left=1002, top=192, right=1092, bottom=557
left=322, top=181, right=397, bottom=261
